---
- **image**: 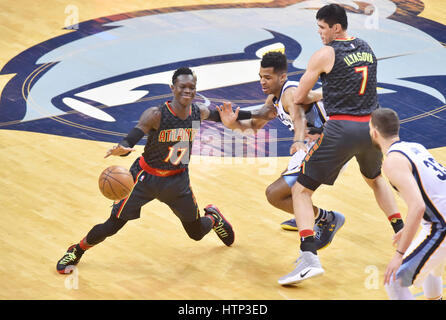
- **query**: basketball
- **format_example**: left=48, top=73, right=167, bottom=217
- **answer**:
left=98, top=166, right=134, bottom=201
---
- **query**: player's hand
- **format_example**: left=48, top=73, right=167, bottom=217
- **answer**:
left=104, top=144, right=135, bottom=158
left=290, top=141, right=307, bottom=155
left=305, top=126, right=323, bottom=143
left=305, top=131, right=320, bottom=143
left=384, top=253, right=403, bottom=285
left=216, top=101, right=238, bottom=128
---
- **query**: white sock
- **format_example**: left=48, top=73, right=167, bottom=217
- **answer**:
left=385, top=278, right=415, bottom=300
left=423, top=273, right=443, bottom=300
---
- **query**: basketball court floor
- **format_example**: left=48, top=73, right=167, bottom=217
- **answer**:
left=0, top=0, right=445, bottom=300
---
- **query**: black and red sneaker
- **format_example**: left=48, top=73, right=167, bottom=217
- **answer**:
left=204, top=204, right=234, bottom=246
left=56, top=244, right=84, bottom=274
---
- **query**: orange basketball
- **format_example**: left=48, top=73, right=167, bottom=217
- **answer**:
left=98, top=166, right=134, bottom=201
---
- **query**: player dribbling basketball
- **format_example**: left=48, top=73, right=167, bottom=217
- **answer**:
left=56, top=67, right=273, bottom=274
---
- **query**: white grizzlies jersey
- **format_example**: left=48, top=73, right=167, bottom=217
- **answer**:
left=272, top=80, right=328, bottom=132
left=387, top=141, right=446, bottom=228
left=273, top=80, right=330, bottom=177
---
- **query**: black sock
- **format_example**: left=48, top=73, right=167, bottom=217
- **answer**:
left=300, top=235, right=317, bottom=255
left=75, top=244, right=85, bottom=254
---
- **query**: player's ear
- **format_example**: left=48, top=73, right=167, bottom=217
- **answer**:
left=369, top=123, right=377, bottom=139
left=334, top=23, right=343, bottom=33
left=280, top=71, right=287, bottom=83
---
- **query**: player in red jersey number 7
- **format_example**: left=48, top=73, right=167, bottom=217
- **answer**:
left=278, top=4, right=404, bottom=286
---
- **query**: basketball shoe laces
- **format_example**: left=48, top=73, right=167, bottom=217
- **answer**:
left=60, top=249, right=78, bottom=265
left=213, top=219, right=228, bottom=238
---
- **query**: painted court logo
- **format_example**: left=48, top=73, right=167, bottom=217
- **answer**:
left=1, top=0, right=445, bottom=156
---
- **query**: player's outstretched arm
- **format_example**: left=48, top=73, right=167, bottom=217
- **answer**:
left=105, top=107, right=161, bottom=158
left=383, top=153, right=425, bottom=284
left=199, top=98, right=276, bottom=133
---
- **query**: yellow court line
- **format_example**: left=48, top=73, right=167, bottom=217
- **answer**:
left=22, top=62, right=56, bottom=101
left=400, top=104, right=446, bottom=123
left=48, top=116, right=128, bottom=137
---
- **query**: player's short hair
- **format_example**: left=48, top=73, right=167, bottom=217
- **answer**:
left=371, top=108, right=400, bottom=138
left=261, top=51, right=288, bottom=74
left=316, top=4, right=348, bottom=30
left=172, top=67, right=194, bottom=84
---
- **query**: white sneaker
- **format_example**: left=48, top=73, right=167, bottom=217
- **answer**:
left=278, top=251, right=324, bottom=285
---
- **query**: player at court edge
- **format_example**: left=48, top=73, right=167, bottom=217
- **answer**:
left=56, top=67, right=275, bottom=274
left=370, top=108, right=446, bottom=300
left=216, top=50, right=345, bottom=250
left=279, top=4, right=404, bottom=285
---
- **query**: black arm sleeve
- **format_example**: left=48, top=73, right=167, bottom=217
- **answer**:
left=237, top=110, right=253, bottom=120
left=207, top=109, right=252, bottom=122
left=119, top=127, right=145, bottom=156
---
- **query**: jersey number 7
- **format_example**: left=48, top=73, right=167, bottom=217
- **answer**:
left=355, top=66, right=368, bottom=96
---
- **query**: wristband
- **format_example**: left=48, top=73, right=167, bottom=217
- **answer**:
left=237, top=110, right=252, bottom=120
left=120, top=127, right=145, bottom=148
left=119, top=127, right=145, bottom=157
left=207, top=109, right=252, bottom=122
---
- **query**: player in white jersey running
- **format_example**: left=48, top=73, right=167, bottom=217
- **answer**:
left=370, top=108, right=446, bottom=300
left=217, top=51, right=346, bottom=251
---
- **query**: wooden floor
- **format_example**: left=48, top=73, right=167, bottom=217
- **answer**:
left=1, top=0, right=445, bottom=300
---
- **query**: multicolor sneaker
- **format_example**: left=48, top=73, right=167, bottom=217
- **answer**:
left=56, top=244, right=84, bottom=274
left=314, top=211, right=345, bottom=250
left=280, top=218, right=298, bottom=231
left=204, top=204, right=234, bottom=246
left=278, top=251, right=325, bottom=285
